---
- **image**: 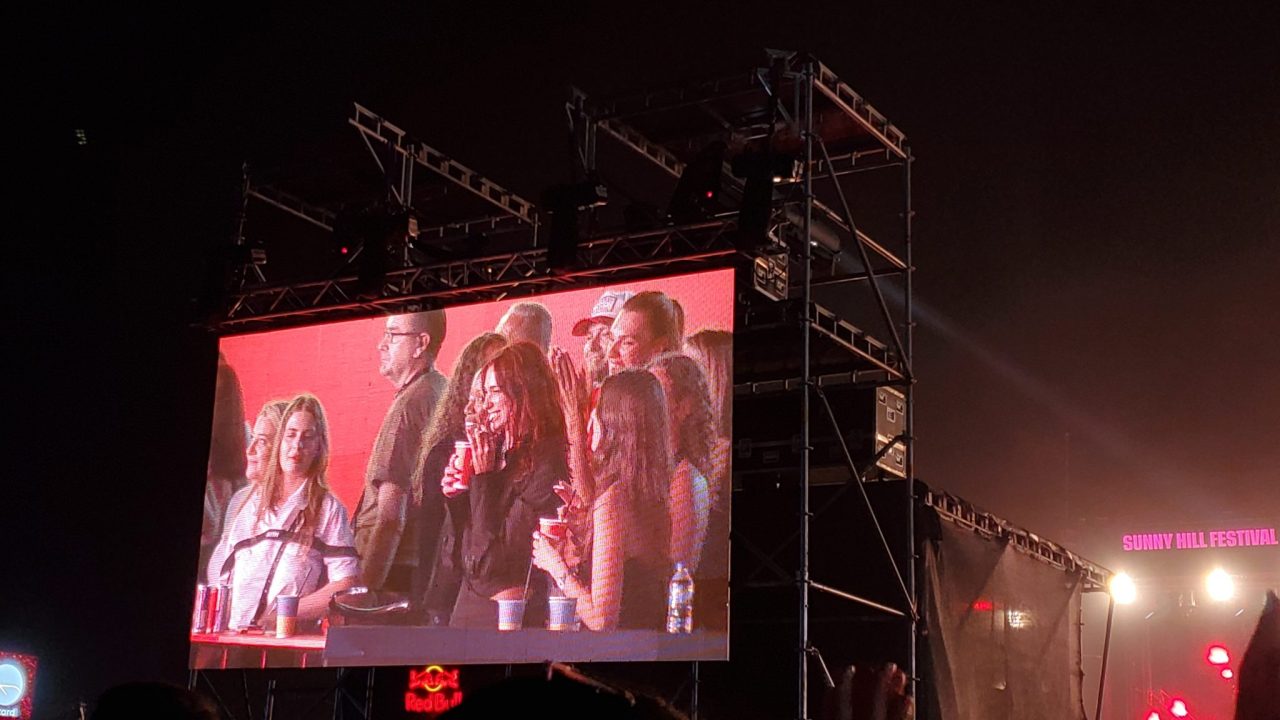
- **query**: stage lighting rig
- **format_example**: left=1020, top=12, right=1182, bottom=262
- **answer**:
left=730, top=148, right=798, bottom=251
left=667, top=141, right=726, bottom=223
left=542, top=178, right=608, bottom=272
left=333, top=203, right=420, bottom=299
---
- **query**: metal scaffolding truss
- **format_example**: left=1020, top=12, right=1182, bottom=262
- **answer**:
left=246, top=183, right=337, bottom=232
left=922, top=487, right=1111, bottom=592
left=572, top=51, right=917, bottom=719
left=349, top=103, right=539, bottom=228
left=576, top=100, right=907, bottom=277
left=219, top=220, right=736, bottom=331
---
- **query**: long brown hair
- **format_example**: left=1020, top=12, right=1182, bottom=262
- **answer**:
left=647, top=352, right=714, bottom=473
left=208, top=354, right=247, bottom=480
left=256, top=394, right=332, bottom=545
left=479, top=342, right=568, bottom=453
left=684, top=329, right=731, bottom=438
left=592, top=370, right=673, bottom=535
left=413, top=332, right=509, bottom=503
left=620, top=291, right=682, bottom=355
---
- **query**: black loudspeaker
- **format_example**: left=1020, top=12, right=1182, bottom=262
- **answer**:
left=733, top=382, right=906, bottom=483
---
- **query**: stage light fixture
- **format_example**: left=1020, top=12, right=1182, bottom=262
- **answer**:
left=1205, top=568, right=1235, bottom=602
left=1206, top=645, right=1230, bottom=665
left=1221, top=668, right=1233, bottom=679
left=1110, top=571, right=1138, bottom=605
left=1146, top=712, right=1161, bottom=720
left=668, top=141, right=725, bottom=223
left=1169, top=699, right=1188, bottom=718
left=731, top=148, right=797, bottom=251
left=332, top=203, right=417, bottom=299
left=542, top=179, right=608, bottom=272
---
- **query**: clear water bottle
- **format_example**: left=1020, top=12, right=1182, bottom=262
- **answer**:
left=665, top=562, right=695, bottom=634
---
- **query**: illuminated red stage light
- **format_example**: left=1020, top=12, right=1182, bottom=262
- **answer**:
left=1221, top=668, right=1234, bottom=679
left=971, top=599, right=994, bottom=611
left=1206, top=645, right=1230, bottom=665
left=704, top=190, right=715, bottom=198
left=1169, top=699, right=1188, bottom=718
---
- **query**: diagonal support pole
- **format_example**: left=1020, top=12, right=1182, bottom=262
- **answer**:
left=814, top=385, right=917, bottom=621
left=814, top=136, right=910, bottom=375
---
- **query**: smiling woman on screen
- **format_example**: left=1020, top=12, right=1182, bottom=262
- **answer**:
left=444, top=342, right=567, bottom=628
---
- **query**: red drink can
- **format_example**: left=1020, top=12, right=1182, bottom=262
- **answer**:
left=454, top=440, right=473, bottom=489
left=193, top=584, right=211, bottom=633
left=207, top=585, right=231, bottom=633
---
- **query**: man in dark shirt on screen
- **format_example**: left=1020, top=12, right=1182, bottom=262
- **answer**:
left=354, top=310, right=448, bottom=594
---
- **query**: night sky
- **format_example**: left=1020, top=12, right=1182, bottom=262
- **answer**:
left=8, top=2, right=1279, bottom=716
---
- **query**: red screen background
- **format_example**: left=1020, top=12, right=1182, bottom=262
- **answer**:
left=217, top=268, right=734, bottom=513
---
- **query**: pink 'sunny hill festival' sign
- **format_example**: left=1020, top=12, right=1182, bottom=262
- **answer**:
left=1122, top=527, right=1278, bottom=552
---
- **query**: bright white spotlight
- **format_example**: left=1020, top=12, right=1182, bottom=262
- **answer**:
left=1205, top=568, right=1235, bottom=602
left=1221, top=668, right=1234, bottom=679
left=1110, top=571, right=1138, bottom=605
left=1146, top=713, right=1160, bottom=720
left=1169, top=699, right=1188, bottom=717
left=1207, top=645, right=1230, bottom=665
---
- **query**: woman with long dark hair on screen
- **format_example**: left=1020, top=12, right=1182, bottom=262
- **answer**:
left=682, top=329, right=732, bottom=630
left=409, top=332, right=509, bottom=624
left=212, top=394, right=360, bottom=630
left=444, top=342, right=568, bottom=628
left=206, top=398, right=289, bottom=584
left=532, top=369, right=674, bottom=631
left=647, top=353, right=713, bottom=572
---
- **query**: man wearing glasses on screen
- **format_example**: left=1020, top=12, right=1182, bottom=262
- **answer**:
left=353, top=310, right=448, bottom=596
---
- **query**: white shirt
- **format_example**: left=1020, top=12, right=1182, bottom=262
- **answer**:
left=209, top=482, right=359, bottom=629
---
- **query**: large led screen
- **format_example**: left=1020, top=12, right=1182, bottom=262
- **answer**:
left=192, top=268, right=733, bottom=667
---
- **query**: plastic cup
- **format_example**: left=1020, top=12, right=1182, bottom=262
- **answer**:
left=538, top=517, right=568, bottom=541
left=548, top=596, right=578, bottom=631
left=496, top=598, right=526, bottom=631
left=276, top=595, right=299, bottom=638
left=453, top=441, right=473, bottom=490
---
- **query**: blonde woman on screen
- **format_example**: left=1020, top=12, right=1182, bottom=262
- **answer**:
left=212, top=394, right=359, bottom=629
left=532, top=369, right=673, bottom=631
left=206, top=398, right=289, bottom=585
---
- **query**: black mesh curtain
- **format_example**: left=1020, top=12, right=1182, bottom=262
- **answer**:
left=920, top=517, right=1087, bottom=720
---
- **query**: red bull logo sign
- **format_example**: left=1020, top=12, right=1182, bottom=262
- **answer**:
left=404, top=665, right=463, bottom=715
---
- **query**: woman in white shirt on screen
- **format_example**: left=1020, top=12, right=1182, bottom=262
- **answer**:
left=210, top=394, right=360, bottom=630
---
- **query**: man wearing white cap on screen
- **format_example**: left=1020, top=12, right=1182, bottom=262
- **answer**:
left=571, top=289, right=634, bottom=388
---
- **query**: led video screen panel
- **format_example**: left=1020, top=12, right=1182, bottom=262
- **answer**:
left=192, top=268, right=733, bottom=668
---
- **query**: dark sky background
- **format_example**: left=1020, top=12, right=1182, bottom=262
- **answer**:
left=7, top=1, right=1279, bottom=716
